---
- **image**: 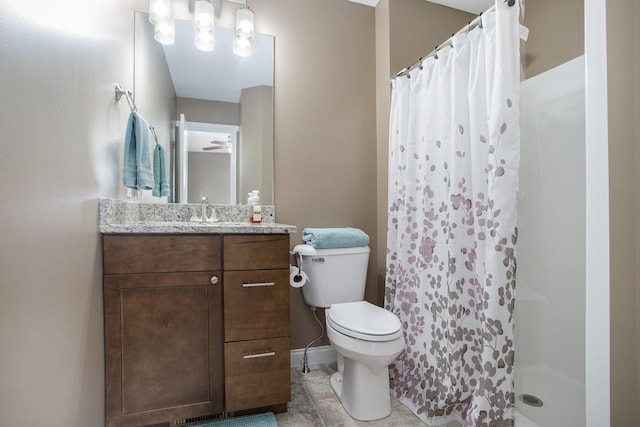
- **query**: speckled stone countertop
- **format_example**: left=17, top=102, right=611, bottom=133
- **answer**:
left=99, top=198, right=296, bottom=234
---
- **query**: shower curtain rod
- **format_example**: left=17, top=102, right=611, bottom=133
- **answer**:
left=393, top=0, right=515, bottom=80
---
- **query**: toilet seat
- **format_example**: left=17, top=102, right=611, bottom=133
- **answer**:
left=327, top=301, right=402, bottom=342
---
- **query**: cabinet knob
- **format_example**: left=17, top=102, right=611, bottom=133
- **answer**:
left=210, top=275, right=219, bottom=285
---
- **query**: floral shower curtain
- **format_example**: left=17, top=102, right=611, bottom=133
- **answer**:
left=385, top=2, right=520, bottom=426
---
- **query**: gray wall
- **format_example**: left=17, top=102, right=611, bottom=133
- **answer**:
left=239, top=85, right=273, bottom=206
left=607, top=0, right=640, bottom=423
left=188, top=151, right=231, bottom=204
left=0, top=1, right=132, bottom=425
left=177, top=97, right=241, bottom=125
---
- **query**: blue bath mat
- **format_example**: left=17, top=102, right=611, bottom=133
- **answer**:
left=189, top=412, right=277, bottom=427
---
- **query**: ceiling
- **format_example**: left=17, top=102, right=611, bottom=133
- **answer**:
left=162, top=20, right=273, bottom=103
left=348, top=0, right=494, bottom=14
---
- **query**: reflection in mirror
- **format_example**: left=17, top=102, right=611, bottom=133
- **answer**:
left=135, top=11, right=274, bottom=205
left=176, top=119, right=239, bottom=204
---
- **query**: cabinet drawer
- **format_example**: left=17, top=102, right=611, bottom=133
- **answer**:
left=103, top=235, right=221, bottom=274
left=224, top=337, right=290, bottom=412
left=223, top=234, right=289, bottom=270
left=224, top=269, right=289, bottom=341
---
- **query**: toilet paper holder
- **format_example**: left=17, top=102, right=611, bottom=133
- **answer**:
left=289, top=251, right=309, bottom=288
left=291, top=251, right=303, bottom=274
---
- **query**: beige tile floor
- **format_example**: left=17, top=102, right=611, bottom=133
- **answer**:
left=275, top=363, right=462, bottom=427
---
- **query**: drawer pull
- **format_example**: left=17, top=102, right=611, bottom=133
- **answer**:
left=242, top=282, right=275, bottom=288
left=210, top=275, right=219, bottom=285
left=243, top=351, right=276, bottom=359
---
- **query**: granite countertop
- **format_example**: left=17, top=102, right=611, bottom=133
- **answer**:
left=99, top=198, right=296, bottom=235
left=100, top=221, right=296, bottom=234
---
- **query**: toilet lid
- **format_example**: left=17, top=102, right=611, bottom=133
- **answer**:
left=327, top=301, right=402, bottom=342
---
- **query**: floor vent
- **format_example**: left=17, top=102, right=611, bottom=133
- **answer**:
left=173, top=413, right=221, bottom=426
left=519, top=393, right=544, bottom=407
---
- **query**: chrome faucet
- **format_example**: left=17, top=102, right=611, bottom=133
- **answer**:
left=201, top=197, right=218, bottom=223
left=201, top=197, right=208, bottom=220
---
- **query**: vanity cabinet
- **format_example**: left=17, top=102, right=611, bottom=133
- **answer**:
left=222, top=235, right=291, bottom=412
left=103, top=235, right=223, bottom=427
left=102, top=233, right=290, bottom=427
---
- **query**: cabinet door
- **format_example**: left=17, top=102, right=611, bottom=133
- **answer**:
left=104, top=271, right=223, bottom=427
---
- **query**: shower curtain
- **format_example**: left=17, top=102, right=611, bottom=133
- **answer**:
left=385, top=2, right=520, bottom=426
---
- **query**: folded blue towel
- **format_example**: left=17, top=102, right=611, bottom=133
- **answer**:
left=302, top=227, right=370, bottom=249
left=123, top=111, right=154, bottom=190
left=152, top=144, right=170, bottom=197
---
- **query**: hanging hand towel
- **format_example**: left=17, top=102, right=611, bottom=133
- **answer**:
left=123, top=111, right=154, bottom=190
left=152, top=144, right=170, bottom=198
left=302, top=227, right=370, bottom=249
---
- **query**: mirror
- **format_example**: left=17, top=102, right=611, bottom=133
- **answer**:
left=134, top=11, right=274, bottom=205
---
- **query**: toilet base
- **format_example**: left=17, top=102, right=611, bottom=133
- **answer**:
left=329, top=359, right=392, bottom=421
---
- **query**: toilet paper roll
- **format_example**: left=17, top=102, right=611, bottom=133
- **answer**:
left=289, top=265, right=308, bottom=288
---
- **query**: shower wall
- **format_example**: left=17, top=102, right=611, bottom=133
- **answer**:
left=516, top=55, right=586, bottom=426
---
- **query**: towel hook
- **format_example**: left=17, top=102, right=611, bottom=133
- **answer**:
left=149, top=126, right=159, bottom=145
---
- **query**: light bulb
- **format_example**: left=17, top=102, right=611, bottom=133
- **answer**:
left=233, top=35, right=251, bottom=57
left=149, top=0, right=171, bottom=25
left=195, top=27, right=215, bottom=51
left=194, top=0, right=214, bottom=30
left=235, top=7, right=254, bottom=41
left=154, top=18, right=175, bottom=45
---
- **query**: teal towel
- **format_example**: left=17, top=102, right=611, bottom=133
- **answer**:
left=152, top=144, right=170, bottom=197
left=123, top=111, right=154, bottom=190
left=302, top=227, right=370, bottom=249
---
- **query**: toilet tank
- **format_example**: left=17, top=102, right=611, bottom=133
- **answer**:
left=293, top=244, right=370, bottom=308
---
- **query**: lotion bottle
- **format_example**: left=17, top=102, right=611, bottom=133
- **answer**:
left=249, top=190, right=262, bottom=224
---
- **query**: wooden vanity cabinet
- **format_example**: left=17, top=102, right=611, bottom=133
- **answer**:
left=222, top=234, right=291, bottom=413
left=103, top=235, right=223, bottom=427
left=102, top=233, right=291, bottom=427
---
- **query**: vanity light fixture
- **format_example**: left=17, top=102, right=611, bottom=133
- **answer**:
left=149, top=0, right=256, bottom=53
left=194, top=0, right=215, bottom=51
left=149, top=0, right=175, bottom=45
left=149, top=0, right=171, bottom=25
left=233, top=2, right=254, bottom=57
left=232, top=33, right=251, bottom=57
left=154, top=18, right=175, bottom=45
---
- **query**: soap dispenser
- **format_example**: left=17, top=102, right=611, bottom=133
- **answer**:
left=248, top=190, right=262, bottom=224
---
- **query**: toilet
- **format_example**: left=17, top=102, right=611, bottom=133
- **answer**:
left=293, top=244, right=405, bottom=421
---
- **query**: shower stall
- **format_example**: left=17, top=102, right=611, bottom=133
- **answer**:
left=515, top=55, right=586, bottom=426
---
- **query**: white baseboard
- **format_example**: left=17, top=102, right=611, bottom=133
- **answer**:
left=290, top=345, right=337, bottom=369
